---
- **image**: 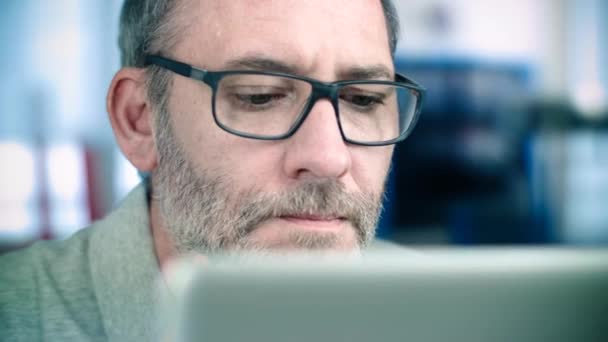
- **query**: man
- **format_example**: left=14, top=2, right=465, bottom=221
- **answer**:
left=0, top=0, right=423, bottom=340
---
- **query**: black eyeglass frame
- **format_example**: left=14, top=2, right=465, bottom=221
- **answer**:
left=144, top=55, right=425, bottom=146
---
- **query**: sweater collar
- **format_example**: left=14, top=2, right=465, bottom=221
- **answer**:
left=88, top=182, right=164, bottom=340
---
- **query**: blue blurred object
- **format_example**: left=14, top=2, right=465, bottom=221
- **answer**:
left=528, top=129, right=608, bottom=244
left=389, top=58, right=535, bottom=244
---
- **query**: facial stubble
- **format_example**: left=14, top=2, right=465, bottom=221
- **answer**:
left=151, top=108, right=385, bottom=255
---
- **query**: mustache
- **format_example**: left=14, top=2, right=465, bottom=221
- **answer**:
left=233, top=179, right=381, bottom=241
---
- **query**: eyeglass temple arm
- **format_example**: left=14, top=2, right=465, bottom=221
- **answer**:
left=144, top=55, right=207, bottom=80
left=395, top=73, right=424, bottom=90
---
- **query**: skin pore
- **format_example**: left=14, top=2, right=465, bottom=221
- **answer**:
left=109, top=0, right=396, bottom=269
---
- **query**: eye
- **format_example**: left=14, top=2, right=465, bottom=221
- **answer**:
left=340, top=93, right=385, bottom=109
left=235, top=93, right=286, bottom=106
left=348, top=94, right=381, bottom=106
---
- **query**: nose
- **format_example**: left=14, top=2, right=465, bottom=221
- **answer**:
left=282, top=99, right=351, bottom=180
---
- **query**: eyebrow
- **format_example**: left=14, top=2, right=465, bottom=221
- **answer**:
left=223, top=56, right=394, bottom=81
left=223, top=56, right=300, bottom=75
left=338, top=65, right=394, bottom=81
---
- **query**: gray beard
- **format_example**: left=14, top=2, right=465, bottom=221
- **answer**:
left=151, top=111, right=384, bottom=255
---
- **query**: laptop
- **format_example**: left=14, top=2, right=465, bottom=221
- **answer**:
left=159, top=248, right=608, bottom=342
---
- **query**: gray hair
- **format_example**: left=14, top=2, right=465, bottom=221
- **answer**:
left=118, top=0, right=400, bottom=109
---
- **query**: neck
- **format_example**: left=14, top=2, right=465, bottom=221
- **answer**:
left=149, top=197, right=177, bottom=272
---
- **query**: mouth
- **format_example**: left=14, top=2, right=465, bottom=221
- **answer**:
left=278, top=215, right=347, bottom=231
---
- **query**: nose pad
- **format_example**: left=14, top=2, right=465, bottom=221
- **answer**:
left=297, top=98, right=343, bottom=142
left=282, top=98, right=351, bottom=180
left=293, top=89, right=342, bottom=139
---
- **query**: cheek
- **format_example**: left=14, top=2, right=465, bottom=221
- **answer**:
left=223, top=144, right=285, bottom=190
left=168, top=80, right=218, bottom=146
left=350, top=146, right=393, bottom=194
left=194, top=139, right=286, bottom=193
left=169, top=78, right=285, bottom=190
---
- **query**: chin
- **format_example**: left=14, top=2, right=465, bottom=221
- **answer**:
left=243, top=222, right=360, bottom=252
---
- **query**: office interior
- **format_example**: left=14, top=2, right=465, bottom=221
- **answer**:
left=1, top=0, right=607, bottom=253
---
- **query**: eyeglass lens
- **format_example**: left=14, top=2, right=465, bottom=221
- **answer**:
left=214, top=74, right=418, bottom=143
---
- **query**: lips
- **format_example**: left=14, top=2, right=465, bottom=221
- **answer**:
left=277, top=215, right=347, bottom=231
left=280, top=215, right=344, bottom=221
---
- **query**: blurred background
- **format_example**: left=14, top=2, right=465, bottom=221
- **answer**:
left=1, top=0, right=607, bottom=252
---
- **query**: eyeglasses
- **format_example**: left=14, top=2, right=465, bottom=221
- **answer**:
left=144, top=55, right=424, bottom=146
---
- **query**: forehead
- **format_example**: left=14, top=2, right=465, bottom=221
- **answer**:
left=174, top=0, right=393, bottom=78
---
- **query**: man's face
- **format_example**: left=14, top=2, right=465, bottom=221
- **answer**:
left=153, top=0, right=395, bottom=254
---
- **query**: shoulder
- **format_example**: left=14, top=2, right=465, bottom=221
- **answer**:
left=0, top=227, right=105, bottom=340
left=0, top=243, right=42, bottom=339
left=0, top=226, right=96, bottom=284
left=0, top=228, right=94, bottom=301
left=0, top=183, right=152, bottom=340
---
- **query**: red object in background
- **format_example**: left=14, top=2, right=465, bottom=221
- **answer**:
left=35, top=142, right=52, bottom=241
left=85, top=146, right=104, bottom=222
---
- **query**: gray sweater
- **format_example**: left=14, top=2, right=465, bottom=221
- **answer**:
left=0, top=184, right=161, bottom=341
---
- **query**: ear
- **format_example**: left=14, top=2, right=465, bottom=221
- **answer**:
left=107, top=68, right=159, bottom=172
